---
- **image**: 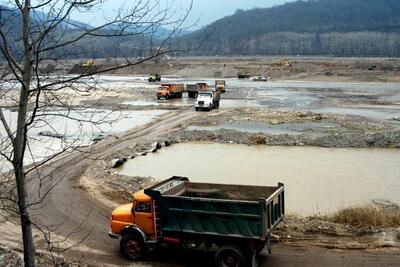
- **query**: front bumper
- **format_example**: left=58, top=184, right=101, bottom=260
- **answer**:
left=108, top=231, right=120, bottom=239
left=195, top=103, right=211, bottom=108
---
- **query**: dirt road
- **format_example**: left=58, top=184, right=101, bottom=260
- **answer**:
left=3, top=108, right=399, bottom=266
left=26, top=109, right=196, bottom=265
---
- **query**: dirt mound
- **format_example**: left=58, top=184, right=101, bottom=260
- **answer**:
left=174, top=65, right=237, bottom=78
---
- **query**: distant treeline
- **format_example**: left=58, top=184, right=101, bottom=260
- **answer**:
left=1, top=0, right=400, bottom=59
left=183, top=0, right=400, bottom=57
left=193, top=32, right=400, bottom=57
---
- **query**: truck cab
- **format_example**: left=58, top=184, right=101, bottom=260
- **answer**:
left=110, top=190, right=156, bottom=239
left=195, top=91, right=219, bottom=111
left=156, top=85, right=170, bottom=99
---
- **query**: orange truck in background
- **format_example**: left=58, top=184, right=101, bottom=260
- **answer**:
left=156, top=84, right=184, bottom=100
left=215, top=80, right=226, bottom=93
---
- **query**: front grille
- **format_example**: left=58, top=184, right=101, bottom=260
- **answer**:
left=198, top=101, right=204, bottom=105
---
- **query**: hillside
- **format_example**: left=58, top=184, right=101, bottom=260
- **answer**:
left=186, top=0, right=400, bottom=56
left=0, top=6, right=181, bottom=60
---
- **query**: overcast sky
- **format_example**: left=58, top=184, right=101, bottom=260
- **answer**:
left=69, top=0, right=294, bottom=29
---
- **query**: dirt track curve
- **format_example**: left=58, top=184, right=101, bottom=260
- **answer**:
left=24, top=108, right=400, bottom=266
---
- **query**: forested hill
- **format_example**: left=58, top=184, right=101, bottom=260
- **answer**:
left=186, top=0, right=400, bottom=56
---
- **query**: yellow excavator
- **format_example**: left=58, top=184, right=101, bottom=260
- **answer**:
left=81, top=59, right=95, bottom=68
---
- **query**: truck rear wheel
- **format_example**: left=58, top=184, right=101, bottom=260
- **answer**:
left=120, top=234, right=145, bottom=260
left=215, top=245, right=245, bottom=267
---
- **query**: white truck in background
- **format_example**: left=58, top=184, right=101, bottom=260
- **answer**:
left=195, top=90, right=221, bottom=111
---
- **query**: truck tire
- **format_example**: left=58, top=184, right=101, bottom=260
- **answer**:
left=215, top=245, right=245, bottom=267
left=120, top=234, right=145, bottom=261
left=195, top=107, right=199, bottom=111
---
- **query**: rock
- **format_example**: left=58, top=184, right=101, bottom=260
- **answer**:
left=390, top=117, right=400, bottom=121
left=38, top=131, right=64, bottom=139
left=151, top=142, right=162, bottom=150
left=0, top=247, right=23, bottom=267
left=270, top=119, right=280, bottom=125
left=313, top=114, right=323, bottom=121
left=111, top=158, right=124, bottom=168
left=270, top=233, right=280, bottom=241
left=92, top=133, right=106, bottom=142
left=164, top=141, right=171, bottom=147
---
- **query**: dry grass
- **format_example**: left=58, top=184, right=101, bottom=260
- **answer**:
left=330, top=205, right=400, bottom=227
left=249, top=133, right=266, bottom=144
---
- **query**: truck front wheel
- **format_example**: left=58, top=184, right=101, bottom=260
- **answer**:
left=215, top=245, right=245, bottom=267
left=120, top=234, right=145, bottom=260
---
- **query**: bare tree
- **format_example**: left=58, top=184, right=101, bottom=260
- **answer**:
left=0, top=1, right=192, bottom=266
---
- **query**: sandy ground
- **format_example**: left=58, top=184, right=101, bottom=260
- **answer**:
left=1, top=57, right=400, bottom=266
left=1, top=109, right=399, bottom=266
left=77, top=56, right=400, bottom=83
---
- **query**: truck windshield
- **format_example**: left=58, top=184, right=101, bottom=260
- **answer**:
left=135, top=202, right=151, bottom=213
left=198, top=93, right=211, bottom=97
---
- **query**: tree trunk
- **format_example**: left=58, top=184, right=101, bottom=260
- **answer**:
left=12, top=1, right=36, bottom=266
left=14, top=163, right=36, bottom=267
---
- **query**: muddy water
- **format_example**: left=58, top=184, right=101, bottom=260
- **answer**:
left=0, top=109, right=167, bottom=173
left=120, top=143, right=400, bottom=215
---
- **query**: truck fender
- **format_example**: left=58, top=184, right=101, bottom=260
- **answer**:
left=121, top=225, right=147, bottom=244
left=266, top=234, right=272, bottom=254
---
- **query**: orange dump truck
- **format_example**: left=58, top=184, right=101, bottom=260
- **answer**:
left=109, top=176, right=285, bottom=267
left=215, top=80, right=226, bottom=93
left=156, top=84, right=184, bottom=100
left=186, top=83, right=209, bottom=98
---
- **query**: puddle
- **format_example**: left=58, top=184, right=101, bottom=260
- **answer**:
left=219, top=99, right=264, bottom=108
left=225, top=79, right=400, bottom=121
left=119, top=143, right=400, bottom=215
left=312, top=107, right=400, bottom=121
left=0, top=109, right=167, bottom=172
left=76, top=75, right=400, bottom=122
left=122, top=97, right=194, bottom=107
left=187, top=121, right=337, bottom=135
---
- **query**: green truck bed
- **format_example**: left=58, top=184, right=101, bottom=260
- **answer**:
left=144, top=177, right=284, bottom=241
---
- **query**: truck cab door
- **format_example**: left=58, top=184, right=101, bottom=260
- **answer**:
left=133, top=201, right=155, bottom=237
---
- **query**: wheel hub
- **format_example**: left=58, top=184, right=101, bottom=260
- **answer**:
left=222, top=254, right=237, bottom=267
left=125, top=240, right=141, bottom=256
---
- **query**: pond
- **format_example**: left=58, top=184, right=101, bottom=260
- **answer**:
left=119, top=143, right=400, bottom=216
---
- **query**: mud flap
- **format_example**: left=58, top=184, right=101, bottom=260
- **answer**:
left=266, top=235, right=272, bottom=254
left=250, top=249, right=258, bottom=267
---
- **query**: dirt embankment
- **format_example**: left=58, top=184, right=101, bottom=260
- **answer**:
left=118, top=57, right=400, bottom=83
left=48, top=57, right=400, bottom=83
left=75, top=106, right=400, bottom=257
left=167, top=108, right=400, bottom=148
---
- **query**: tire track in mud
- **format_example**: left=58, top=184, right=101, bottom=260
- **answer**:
left=8, top=107, right=400, bottom=266
left=26, top=109, right=197, bottom=265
